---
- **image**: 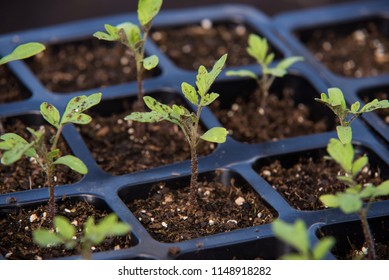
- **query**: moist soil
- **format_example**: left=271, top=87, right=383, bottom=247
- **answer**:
left=78, top=100, right=214, bottom=175
left=0, top=198, right=133, bottom=259
left=0, top=118, right=82, bottom=195
left=25, top=39, right=158, bottom=93
left=360, top=91, right=389, bottom=125
left=258, top=155, right=384, bottom=211
left=301, top=20, right=389, bottom=77
left=128, top=176, right=276, bottom=243
left=211, top=89, right=331, bottom=143
left=151, top=21, right=280, bottom=70
left=0, top=66, right=31, bottom=104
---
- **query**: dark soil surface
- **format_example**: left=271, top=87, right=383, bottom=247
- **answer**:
left=151, top=21, right=279, bottom=70
left=360, top=91, right=389, bottom=125
left=301, top=20, right=389, bottom=77
left=25, top=39, right=158, bottom=93
left=0, top=198, right=133, bottom=259
left=78, top=100, right=214, bottom=175
left=340, top=242, right=389, bottom=260
left=211, top=89, right=331, bottom=143
left=128, top=176, right=276, bottom=243
left=0, top=66, right=31, bottom=104
left=258, top=155, right=384, bottom=211
left=0, top=118, right=82, bottom=194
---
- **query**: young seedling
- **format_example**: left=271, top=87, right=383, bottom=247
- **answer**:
left=0, top=93, right=102, bottom=226
left=0, top=42, right=45, bottom=66
left=33, top=213, right=131, bottom=260
left=94, top=0, right=162, bottom=105
left=320, top=139, right=389, bottom=259
left=272, top=219, right=335, bottom=260
left=226, top=34, right=303, bottom=110
left=316, top=87, right=389, bottom=259
left=315, top=87, right=389, bottom=144
left=125, top=54, right=228, bottom=205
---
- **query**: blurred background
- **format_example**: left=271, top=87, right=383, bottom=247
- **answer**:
left=1, top=0, right=359, bottom=34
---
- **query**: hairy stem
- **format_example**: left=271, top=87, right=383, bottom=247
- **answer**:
left=259, top=75, right=269, bottom=109
left=51, top=125, right=63, bottom=152
left=189, top=142, right=198, bottom=206
left=359, top=208, right=376, bottom=260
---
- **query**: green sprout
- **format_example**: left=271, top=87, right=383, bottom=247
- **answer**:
left=226, top=34, right=303, bottom=109
left=320, top=138, right=389, bottom=259
left=93, top=0, right=162, bottom=105
left=125, top=54, right=228, bottom=205
left=0, top=42, right=45, bottom=66
left=33, top=213, right=131, bottom=260
left=272, top=219, right=335, bottom=260
left=316, top=87, right=389, bottom=259
left=315, top=87, right=389, bottom=144
left=0, top=93, right=102, bottom=226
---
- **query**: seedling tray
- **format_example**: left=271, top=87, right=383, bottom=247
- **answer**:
left=0, top=2, right=389, bottom=260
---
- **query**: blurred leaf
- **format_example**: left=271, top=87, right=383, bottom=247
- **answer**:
left=200, top=127, right=228, bottom=143
left=143, top=55, right=159, bottom=70
left=226, top=69, right=257, bottom=80
left=138, top=0, right=163, bottom=26
left=54, top=216, right=76, bottom=240
left=272, top=219, right=309, bottom=255
left=0, top=42, right=45, bottom=65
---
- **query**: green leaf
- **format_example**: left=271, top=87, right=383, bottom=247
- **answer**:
left=143, top=96, right=171, bottom=115
left=125, top=111, right=166, bottom=123
left=196, top=54, right=227, bottom=97
left=93, top=24, right=120, bottom=41
left=272, top=219, right=309, bottom=255
left=276, top=56, right=304, bottom=70
left=143, top=55, right=159, bottom=70
left=225, top=69, right=257, bottom=80
left=0, top=42, right=45, bottom=65
left=327, top=138, right=354, bottom=173
left=360, top=99, right=389, bottom=113
left=84, top=214, right=130, bottom=246
left=0, top=133, right=35, bottom=165
left=61, top=93, right=102, bottom=125
left=54, top=155, right=88, bottom=175
left=336, top=175, right=355, bottom=187
left=336, top=126, right=352, bottom=144
left=40, top=102, right=60, bottom=128
left=138, top=0, right=163, bottom=26
left=181, top=82, right=198, bottom=105
left=320, top=194, right=340, bottom=208
left=201, top=92, right=219, bottom=106
left=317, top=92, right=329, bottom=103
left=280, top=253, right=309, bottom=260
left=247, top=34, right=267, bottom=63
left=359, top=185, right=377, bottom=199
left=337, top=193, right=362, bottom=214
left=374, top=181, right=389, bottom=197
left=33, top=229, right=63, bottom=248
left=116, top=22, right=141, bottom=48
left=328, top=88, right=346, bottom=109
left=47, top=149, right=60, bottom=160
left=350, top=101, right=361, bottom=113
left=312, top=237, right=335, bottom=260
left=264, top=53, right=275, bottom=65
left=54, top=216, right=76, bottom=240
left=264, top=67, right=286, bottom=77
left=352, top=156, right=368, bottom=177
left=200, top=127, right=228, bottom=143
